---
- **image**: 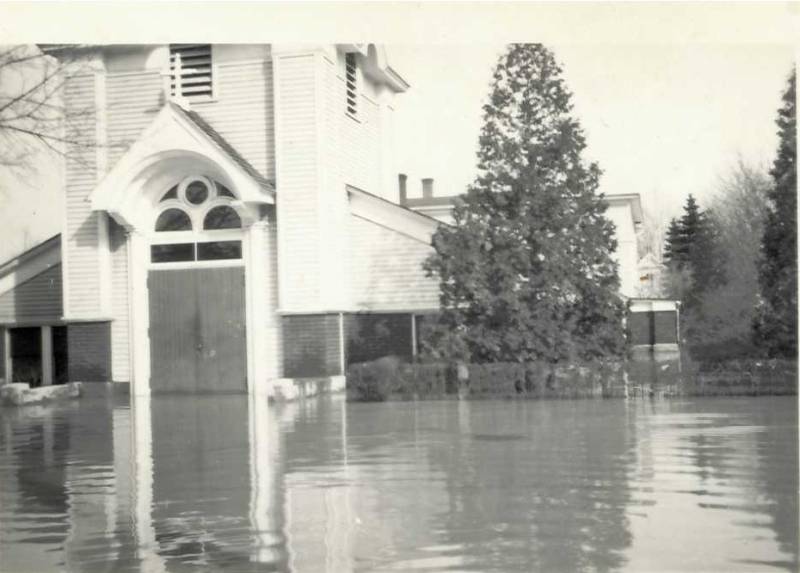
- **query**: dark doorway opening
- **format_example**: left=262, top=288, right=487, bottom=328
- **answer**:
left=52, top=326, right=68, bottom=385
left=10, top=327, right=42, bottom=386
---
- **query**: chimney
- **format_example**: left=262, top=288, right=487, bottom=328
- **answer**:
left=422, top=178, right=434, bottom=199
left=398, top=173, right=408, bottom=205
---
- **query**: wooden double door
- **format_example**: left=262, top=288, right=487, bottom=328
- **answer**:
left=148, top=266, right=247, bottom=393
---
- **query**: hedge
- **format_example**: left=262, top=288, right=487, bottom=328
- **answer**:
left=346, top=356, right=797, bottom=402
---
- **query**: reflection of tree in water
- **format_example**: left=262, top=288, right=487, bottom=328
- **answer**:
left=752, top=400, right=799, bottom=568
left=680, top=399, right=798, bottom=570
left=424, top=400, right=636, bottom=572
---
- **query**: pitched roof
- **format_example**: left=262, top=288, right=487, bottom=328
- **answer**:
left=170, top=103, right=274, bottom=192
left=0, top=234, right=61, bottom=279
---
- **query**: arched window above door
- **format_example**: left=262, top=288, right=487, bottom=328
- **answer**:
left=151, top=175, right=244, bottom=264
left=154, top=176, right=241, bottom=232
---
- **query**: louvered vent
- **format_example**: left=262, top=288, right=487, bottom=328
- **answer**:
left=170, top=44, right=213, bottom=99
left=345, top=53, right=358, bottom=116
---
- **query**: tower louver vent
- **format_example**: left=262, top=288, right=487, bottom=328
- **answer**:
left=170, top=44, right=213, bottom=99
left=345, top=52, right=358, bottom=116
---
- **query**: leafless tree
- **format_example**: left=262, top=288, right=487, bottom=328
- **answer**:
left=0, top=44, right=94, bottom=174
left=636, top=206, right=665, bottom=261
left=688, top=159, right=771, bottom=354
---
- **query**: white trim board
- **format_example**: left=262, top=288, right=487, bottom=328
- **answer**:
left=347, top=186, right=440, bottom=244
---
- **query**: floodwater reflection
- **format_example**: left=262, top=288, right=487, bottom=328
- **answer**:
left=0, top=390, right=797, bottom=572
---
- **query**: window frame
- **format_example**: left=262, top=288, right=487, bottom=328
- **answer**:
left=149, top=175, right=245, bottom=268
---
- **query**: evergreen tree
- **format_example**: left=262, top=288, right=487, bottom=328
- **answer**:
left=662, top=217, right=681, bottom=265
left=423, top=44, right=626, bottom=364
left=662, top=194, right=725, bottom=308
left=755, top=70, right=797, bottom=357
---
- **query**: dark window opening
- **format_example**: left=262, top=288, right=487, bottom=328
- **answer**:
left=345, top=53, right=358, bottom=116
left=155, top=208, right=192, bottom=232
left=197, top=240, right=242, bottom=261
left=217, top=183, right=236, bottom=198
left=151, top=243, right=195, bottom=263
left=203, top=205, right=241, bottom=230
left=160, top=186, right=178, bottom=202
left=185, top=180, right=209, bottom=205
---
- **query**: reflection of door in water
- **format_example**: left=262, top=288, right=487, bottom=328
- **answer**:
left=148, top=267, right=246, bottom=393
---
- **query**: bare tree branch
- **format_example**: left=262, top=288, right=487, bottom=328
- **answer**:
left=0, top=44, right=99, bottom=175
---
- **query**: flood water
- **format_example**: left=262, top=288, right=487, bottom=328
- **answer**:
left=0, top=391, right=797, bottom=572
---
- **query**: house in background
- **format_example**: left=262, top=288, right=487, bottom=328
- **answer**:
left=0, top=43, right=676, bottom=397
left=400, top=177, right=647, bottom=299
left=401, top=181, right=681, bottom=352
left=636, top=251, right=666, bottom=298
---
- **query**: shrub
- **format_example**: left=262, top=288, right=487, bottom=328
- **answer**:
left=347, top=356, right=403, bottom=402
left=347, top=357, right=453, bottom=401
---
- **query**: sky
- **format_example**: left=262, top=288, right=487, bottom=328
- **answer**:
left=0, top=2, right=795, bottom=263
left=389, top=43, right=795, bottom=230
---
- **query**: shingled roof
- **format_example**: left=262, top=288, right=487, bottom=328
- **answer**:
left=169, top=103, right=274, bottom=193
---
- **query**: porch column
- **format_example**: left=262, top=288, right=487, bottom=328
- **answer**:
left=1, top=328, right=9, bottom=383
left=41, top=326, right=53, bottom=386
left=410, top=314, right=417, bottom=358
left=245, top=221, right=270, bottom=396
left=128, top=230, right=151, bottom=397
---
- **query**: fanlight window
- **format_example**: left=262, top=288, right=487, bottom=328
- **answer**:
left=151, top=176, right=244, bottom=264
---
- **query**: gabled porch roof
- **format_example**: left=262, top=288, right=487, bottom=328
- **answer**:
left=91, top=102, right=274, bottom=230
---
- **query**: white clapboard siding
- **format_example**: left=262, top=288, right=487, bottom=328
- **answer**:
left=275, top=53, right=321, bottom=309
left=110, top=222, right=130, bottom=382
left=193, top=60, right=274, bottom=180
left=319, top=54, right=350, bottom=310
left=63, top=73, right=100, bottom=318
left=0, top=265, right=63, bottom=324
left=106, top=71, right=163, bottom=168
left=340, top=84, right=382, bottom=194
left=348, top=214, right=440, bottom=312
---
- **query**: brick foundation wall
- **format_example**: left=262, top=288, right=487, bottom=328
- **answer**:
left=282, top=314, right=342, bottom=378
left=67, top=322, right=111, bottom=382
left=345, top=313, right=415, bottom=366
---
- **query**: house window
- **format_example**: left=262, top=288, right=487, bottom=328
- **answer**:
left=345, top=52, right=358, bottom=117
left=170, top=44, right=213, bottom=99
left=151, top=176, right=243, bottom=264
